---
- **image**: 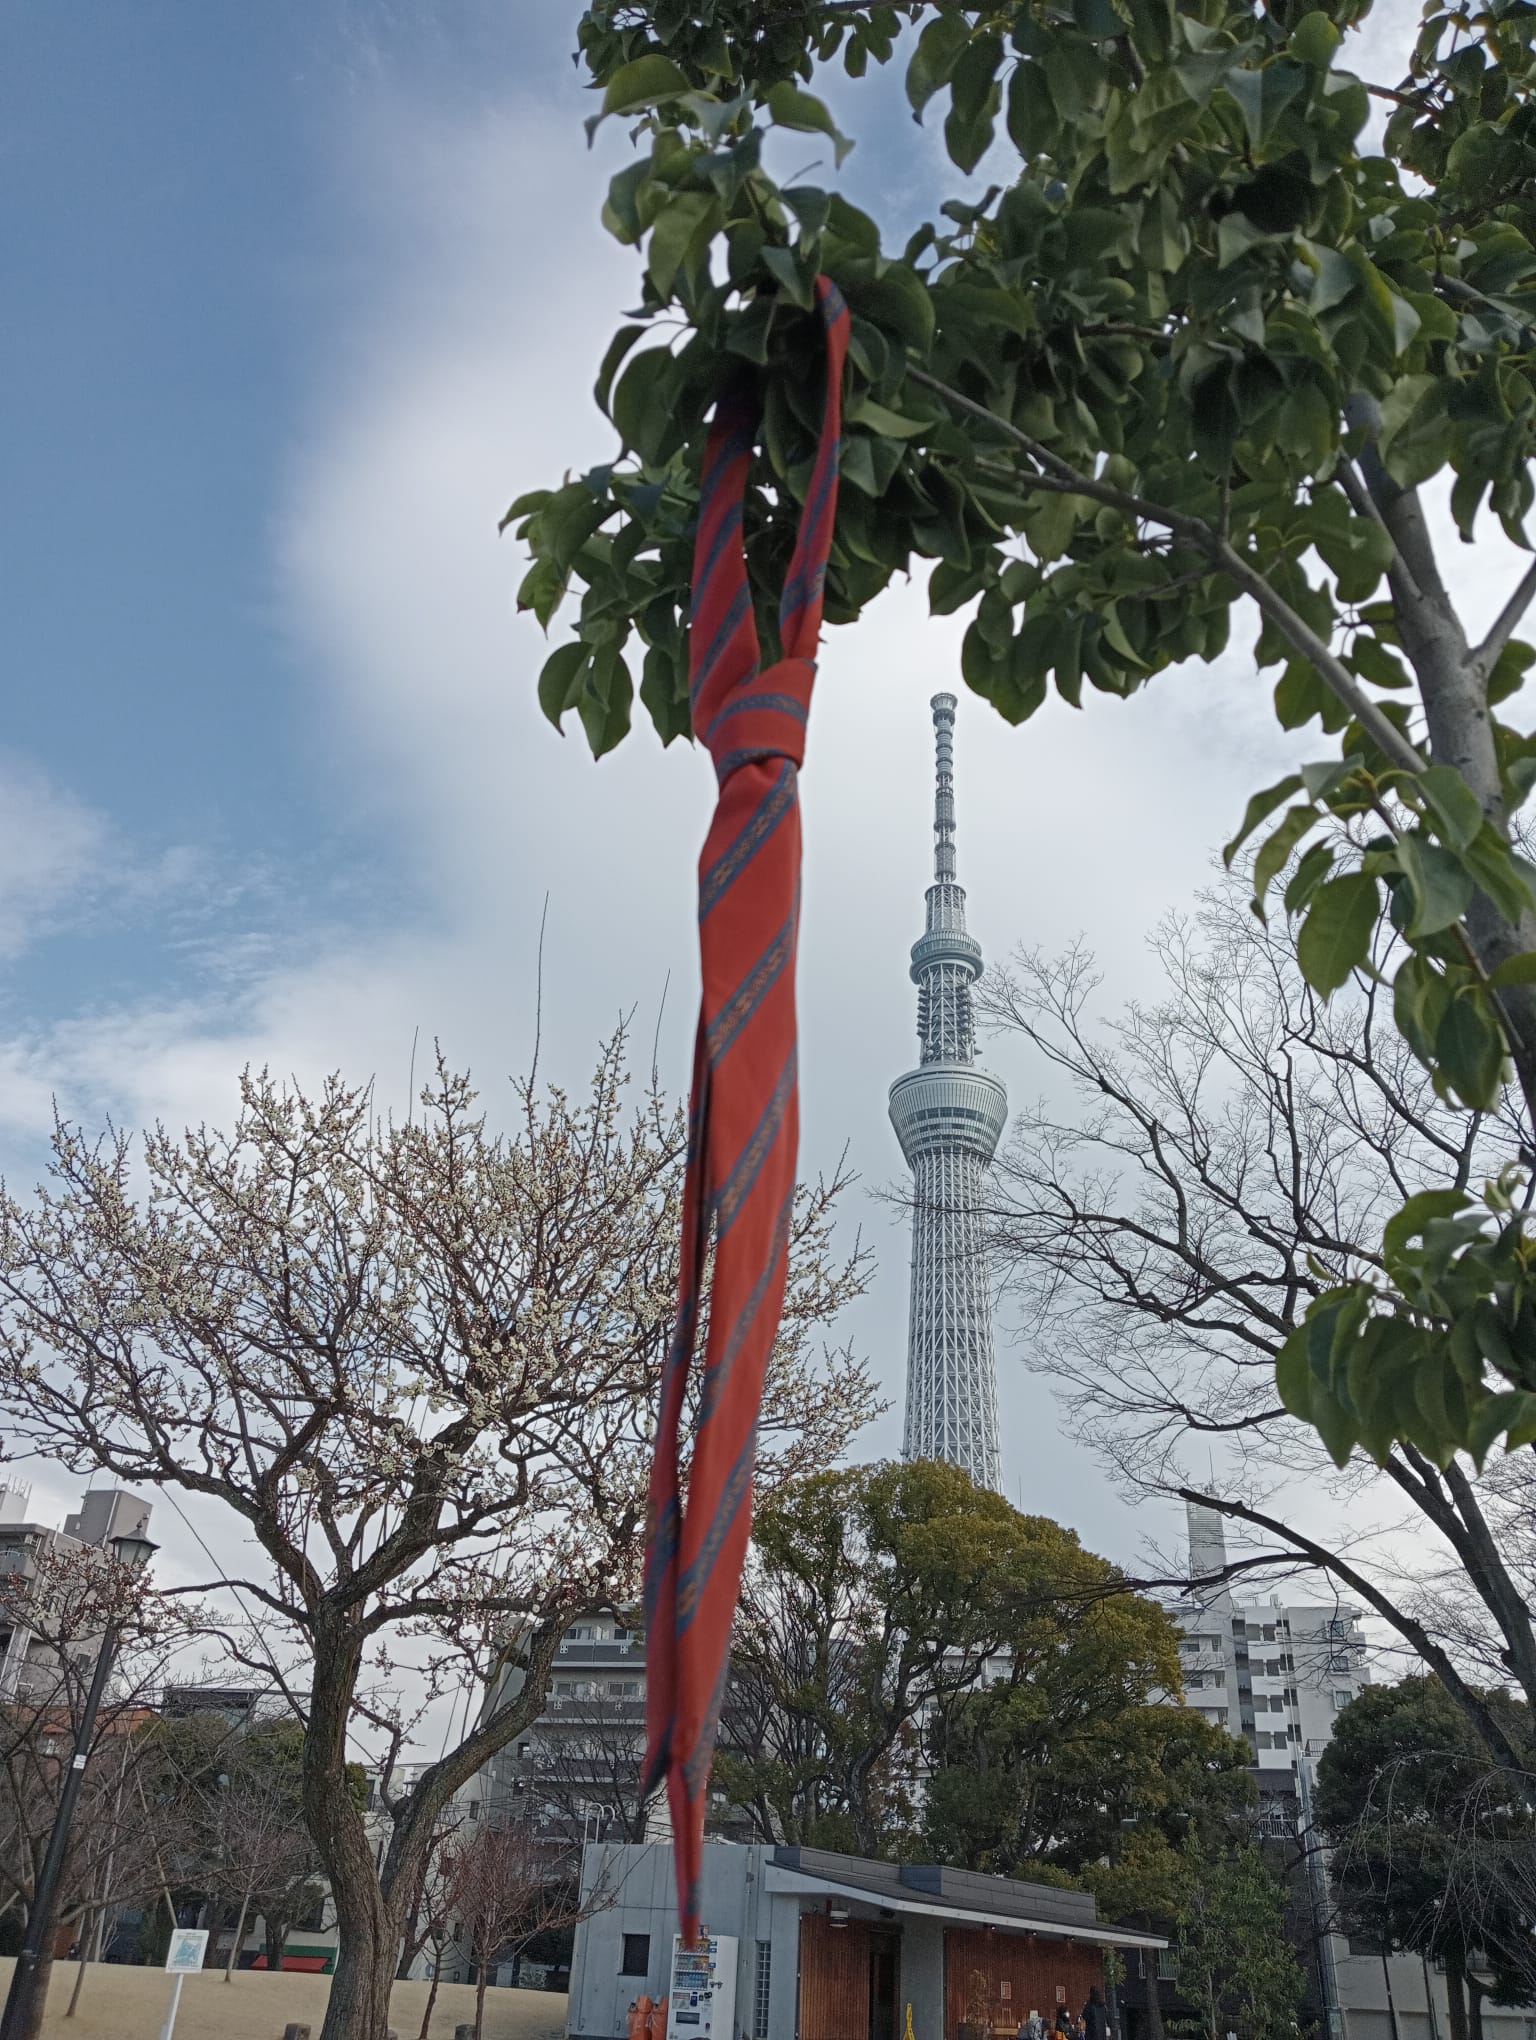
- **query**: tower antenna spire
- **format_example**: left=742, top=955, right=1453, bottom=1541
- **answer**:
left=888, top=692, right=1007, bottom=1492
left=932, top=690, right=957, bottom=885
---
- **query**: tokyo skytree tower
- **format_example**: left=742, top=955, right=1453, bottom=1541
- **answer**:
left=888, top=693, right=1008, bottom=1492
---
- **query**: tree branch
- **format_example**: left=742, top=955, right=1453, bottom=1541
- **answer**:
left=913, top=368, right=1428, bottom=776
left=1467, top=559, right=1536, bottom=689
left=1178, top=1488, right=1529, bottom=1772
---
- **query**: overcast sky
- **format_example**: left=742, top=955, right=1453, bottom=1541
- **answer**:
left=3, top=3, right=1526, bottom=1740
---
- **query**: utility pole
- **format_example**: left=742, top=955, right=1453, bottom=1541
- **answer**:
left=1296, top=1749, right=1344, bottom=2040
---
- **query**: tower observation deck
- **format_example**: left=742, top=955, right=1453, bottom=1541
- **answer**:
left=888, top=693, right=1007, bottom=1492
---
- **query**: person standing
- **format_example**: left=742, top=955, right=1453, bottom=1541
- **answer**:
left=1083, top=1987, right=1110, bottom=2040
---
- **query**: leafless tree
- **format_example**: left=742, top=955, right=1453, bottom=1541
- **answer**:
left=0, top=1546, right=192, bottom=2039
left=0, top=1026, right=879, bottom=2040
left=442, top=1812, right=593, bottom=2040
left=974, top=869, right=1536, bottom=1769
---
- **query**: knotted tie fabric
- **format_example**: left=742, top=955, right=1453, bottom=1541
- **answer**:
left=644, top=276, right=849, bottom=1943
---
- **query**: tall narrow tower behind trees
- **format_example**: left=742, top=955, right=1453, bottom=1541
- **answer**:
left=888, top=693, right=1008, bottom=1492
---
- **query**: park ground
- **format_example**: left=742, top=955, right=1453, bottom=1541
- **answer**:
left=0, top=1960, right=568, bottom=2040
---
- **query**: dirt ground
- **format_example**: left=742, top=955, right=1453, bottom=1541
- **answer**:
left=0, top=1958, right=569, bottom=2040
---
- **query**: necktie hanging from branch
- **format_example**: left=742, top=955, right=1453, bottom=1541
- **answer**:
left=643, top=275, right=850, bottom=1946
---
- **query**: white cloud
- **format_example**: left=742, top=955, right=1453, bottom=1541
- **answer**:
left=0, top=754, right=111, bottom=959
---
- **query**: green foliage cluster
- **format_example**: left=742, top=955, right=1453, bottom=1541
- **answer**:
left=1169, top=1838, right=1306, bottom=2040
left=510, top=0, right=1536, bottom=1476
left=1314, top=1677, right=1536, bottom=2003
left=717, top=1459, right=1255, bottom=1906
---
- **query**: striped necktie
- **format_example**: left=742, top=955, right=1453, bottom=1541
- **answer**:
left=643, top=275, right=849, bottom=1943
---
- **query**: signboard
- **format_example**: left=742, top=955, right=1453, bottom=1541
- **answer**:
left=665, top=1930, right=738, bottom=2040
left=165, top=1928, right=209, bottom=1975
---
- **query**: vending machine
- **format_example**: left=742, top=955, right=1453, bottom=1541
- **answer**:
left=665, top=1929, right=739, bottom=2040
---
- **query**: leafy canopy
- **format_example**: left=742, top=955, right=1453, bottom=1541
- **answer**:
left=512, top=0, right=1536, bottom=1472
left=1314, top=1676, right=1536, bottom=1996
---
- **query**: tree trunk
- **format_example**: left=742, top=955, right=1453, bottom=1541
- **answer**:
left=1469, top=1982, right=1486, bottom=2040
left=1446, top=1959, right=1469, bottom=2040
left=268, top=1920, right=288, bottom=1972
left=66, top=1934, right=90, bottom=2019
left=416, top=1949, right=443, bottom=2040
left=1143, top=1971, right=1164, bottom=2040
left=225, top=1885, right=253, bottom=1981
left=474, top=1961, right=490, bottom=2040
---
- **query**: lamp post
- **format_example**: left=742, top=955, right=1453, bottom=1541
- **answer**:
left=0, top=1529, right=159, bottom=2040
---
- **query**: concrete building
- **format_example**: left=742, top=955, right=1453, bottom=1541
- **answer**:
left=0, top=1477, right=153, bottom=1702
left=890, top=694, right=1008, bottom=1493
left=1173, top=1502, right=1370, bottom=1812
left=568, top=1842, right=1164, bottom=2040
left=476, top=1612, right=658, bottom=1850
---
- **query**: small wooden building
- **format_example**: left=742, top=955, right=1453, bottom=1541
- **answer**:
left=567, top=1842, right=1165, bottom=2040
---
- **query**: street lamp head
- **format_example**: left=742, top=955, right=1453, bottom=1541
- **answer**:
left=108, top=1532, right=159, bottom=1570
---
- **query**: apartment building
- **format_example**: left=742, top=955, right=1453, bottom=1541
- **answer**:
left=0, top=1477, right=154, bottom=1703
left=476, top=1613, right=657, bottom=1849
left=1175, top=1502, right=1371, bottom=1788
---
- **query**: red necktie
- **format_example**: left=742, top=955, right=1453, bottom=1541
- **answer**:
left=643, top=276, right=849, bottom=1943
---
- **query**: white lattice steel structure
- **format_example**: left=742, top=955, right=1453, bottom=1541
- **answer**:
left=888, top=693, right=1007, bottom=1492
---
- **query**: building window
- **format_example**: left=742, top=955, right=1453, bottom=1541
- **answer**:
left=1331, top=1691, right=1352, bottom=1711
left=754, top=1941, right=772, bottom=2038
left=622, top=1934, right=651, bottom=1977
left=1157, top=1952, right=1178, bottom=1981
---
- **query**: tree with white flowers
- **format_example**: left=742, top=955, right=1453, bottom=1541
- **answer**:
left=0, top=1027, right=877, bottom=2040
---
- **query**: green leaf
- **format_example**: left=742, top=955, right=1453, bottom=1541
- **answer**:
left=1382, top=1188, right=1471, bottom=1261
left=594, top=326, right=647, bottom=418
left=601, top=54, right=693, bottom=118
left=844, top=396, right=930, bottom=440
left=1350, top=635, right=1412, bottom=690
left=1466, top=1389, right=1536, bottom=1465
left=1253, top=804, right=1321, bottom=914
left=1436, top=989, right=1506, bottom=1110
left=1297, top=873, right=1380, bottom=995
left=647, top=191, right=719, bottom=299
left=1395, top=834, right=1474, bottom=937
left=1304, top=242, right=1358, bottom=314
left=1460, top=825, right=1536, bottom=926
left=577, top=646, right=633, bottom=758
left=1006, top=60, right=1059, bottom=157
left=537, top=641, right=588, bottom=729
left=1418, top=764, right=1485, bottom=851
left=1289, top=12, right=1341, bottom=67
left=760, top=243, right=815, bottom=310
left=906, top=10, right=970, bottom=117
left=1223, top=773, right=1302, bottom=865
left=1276, top=1322, right=1315, bottom=1420
left=1225, top=60, right=1305, bottom=150
left=518, top=556, right=570, bottom=630
left=1284, top=839, right=1335, bottom=914
left=767, top=80, right=854, bottom=166
left=498, top=488, right=551, bottom=536
left=612, top=348, right=676, bottom=464
left=640, top=643, right=691, bottom=748
left=1489, top=951, right=1536, bottom=988
left=848, top=266, right=935, bottom=357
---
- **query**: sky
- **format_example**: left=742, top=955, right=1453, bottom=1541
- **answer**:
left=2, top=2, right=1526, bottom=1741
